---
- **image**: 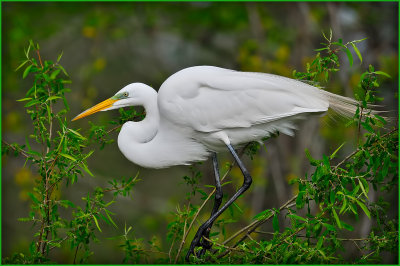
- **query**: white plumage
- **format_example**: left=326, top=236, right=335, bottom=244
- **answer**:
left=73, top=66, right=364, bottom=168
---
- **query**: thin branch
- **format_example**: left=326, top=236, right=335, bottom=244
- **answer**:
left=174, top=144, right=250, bottom=262
left=254, top=230, right=374, bottom=242
left=334, top=127, right=397, bottom=171
left=73, top=243, right=80, bottom=264
left=222, top=195, right=297, bottom=246
left=2, top=140, right=30, bottom=158
left=36, top=49, right=44, bottom=69
left=103, top=175, right=139, bottom=193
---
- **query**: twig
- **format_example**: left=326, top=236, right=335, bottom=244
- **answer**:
left=254, top=230, right=373, bottom=242
left=2, top=140, right=30, bottom=158
left=357, top=106, right=364, bottom=143
left=334, top=150, right=358, bottom=170
left=202, top=236, right=255, bottom=255
left=222, top=195, right=297, bottom=246
left=73, top=243, right=80, bottom=264
left=334, top=127, right=397, bottom=171
left=173, top=144, right=250, bottom=262
left=103, top=175, right=139, bottom=193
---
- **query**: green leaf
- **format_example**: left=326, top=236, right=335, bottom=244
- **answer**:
left=253, top=209, right=272, bottom=220
left=330, top=142, right=345, bottom=159
left=355, top=200, right=370, bottom=219
left=27, top=192, right=40, bottom=204
left=316, top=236, right=324, bottom=249
left=344, top=48, right=353, bottom=67
left=332, top=208, right=342, bottom=229
left=322, top=222, right=336, bottom=232
left=68, top=128, right=87, bottom=140
left=332, top=42, right=346, bottom=48
left=58, top=65, right=69, bottom=77
left=24, top=99, right=41, bottom=107
left=352, top=38, right=367, bottom=43
left=50, top=69, right=61, bottom=80
left=46, top=96, right=62, bottom=102
left=305, top=148, right=320, bottom=166
left=23, top=65, right=33, bottom=79
left=361, top=121, right=374, bottom=133
left=105, top=210, right=118, bottom=228
left=374, top=114, right=386, bottom=124
left=80, top=163, right=94, bottom=176
left=296, top=191, right=305, bottom=209
left=17, top=97, right=32, bottom=102
left=339, top=198, right=347, bottom=214
left=57, top=51, right=63, bottom=62
left=60, top=153, right=77, bottom=162
left=330, top=190, right=336, bottom=204
left=358, top=179, right=368, bottom=199
left=287, top=214, right=307, bottom=222
left=16, top=60, right=30, bottom=71
left=60, top=200, right=75, bottom=208
left=374, top=71, right=391, bottom=79
left=93, top=215, right=102, bottom=232
left=341, top=221, right=354, bottom=231
left=369, top=64, right=374, bottom=72
left=351, top=43, right=362, bottom=64
left=272, top=213, right=279, bottom=232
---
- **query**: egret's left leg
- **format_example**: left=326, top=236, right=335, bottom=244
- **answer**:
left=186, top=144, right=252, bottom=261
left=198, top=152, right=223, bottom=256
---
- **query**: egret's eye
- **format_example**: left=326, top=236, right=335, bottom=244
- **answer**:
left=123, top=92, right=129, bottom=97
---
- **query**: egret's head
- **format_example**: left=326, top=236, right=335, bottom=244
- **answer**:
left=72, top=83, right=155, bottom=121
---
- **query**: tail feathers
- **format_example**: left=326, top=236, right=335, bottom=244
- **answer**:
left=322, top=90, right=382, bottom=120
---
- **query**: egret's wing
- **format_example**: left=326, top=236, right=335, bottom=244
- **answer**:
left=158, top=66, right=329, bottom=133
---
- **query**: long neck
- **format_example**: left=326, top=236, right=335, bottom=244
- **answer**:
left=119, top=91, right=160, bottom=145
left=117, top=90, right=210, bottom=168
left=135, top=94, right=160, bottom=143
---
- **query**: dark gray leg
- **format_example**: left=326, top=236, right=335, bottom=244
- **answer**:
left=198, top=153, right=223, bottom=256
left=186, top=144, right=253, bottom=261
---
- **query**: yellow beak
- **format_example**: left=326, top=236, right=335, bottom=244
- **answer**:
left=72, top=98, right=118, bottom=121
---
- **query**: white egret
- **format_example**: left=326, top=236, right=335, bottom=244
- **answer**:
left=72, top=66, right=371, bottom=259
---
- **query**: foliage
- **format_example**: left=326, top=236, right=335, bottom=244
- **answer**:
left=2, top=32, right=398, bottom=264
left=169, top=33, right=398, bottom=264
left=2, top=42, right=140, bottom=264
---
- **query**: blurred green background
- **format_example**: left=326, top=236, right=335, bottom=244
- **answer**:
left=2, top=2, right=398, bottom=263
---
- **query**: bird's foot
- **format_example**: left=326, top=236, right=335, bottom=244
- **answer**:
left=185, top=226, right=213, bottom=261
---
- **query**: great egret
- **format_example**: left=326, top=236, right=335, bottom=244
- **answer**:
left=72, top=66, right=370, bottom=260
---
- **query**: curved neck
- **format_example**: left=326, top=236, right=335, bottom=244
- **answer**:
left=139, top=93, right=160, bottom=142
left=122, top=92, right=160, bottom=144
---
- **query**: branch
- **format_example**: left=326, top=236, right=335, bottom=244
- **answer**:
left=103, top=175, right=139, bottom=193
left=2, top=140, right=30, bottom=158
left=334, top=127, right=397, bottom=171
left=221, top=195, right=297, bottom=247
left=174, top=143, right=251, bottom=263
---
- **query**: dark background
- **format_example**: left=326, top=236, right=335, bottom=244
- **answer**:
left=2, top=2, right=398, bottom=263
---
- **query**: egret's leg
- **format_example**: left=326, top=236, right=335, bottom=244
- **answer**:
left=198, top=152, right=223, bottom=255
left=186, top=144, right=252, bottom=261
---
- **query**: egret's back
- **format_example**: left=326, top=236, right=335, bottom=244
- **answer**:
left=157, top=66, right=363, bottom=149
